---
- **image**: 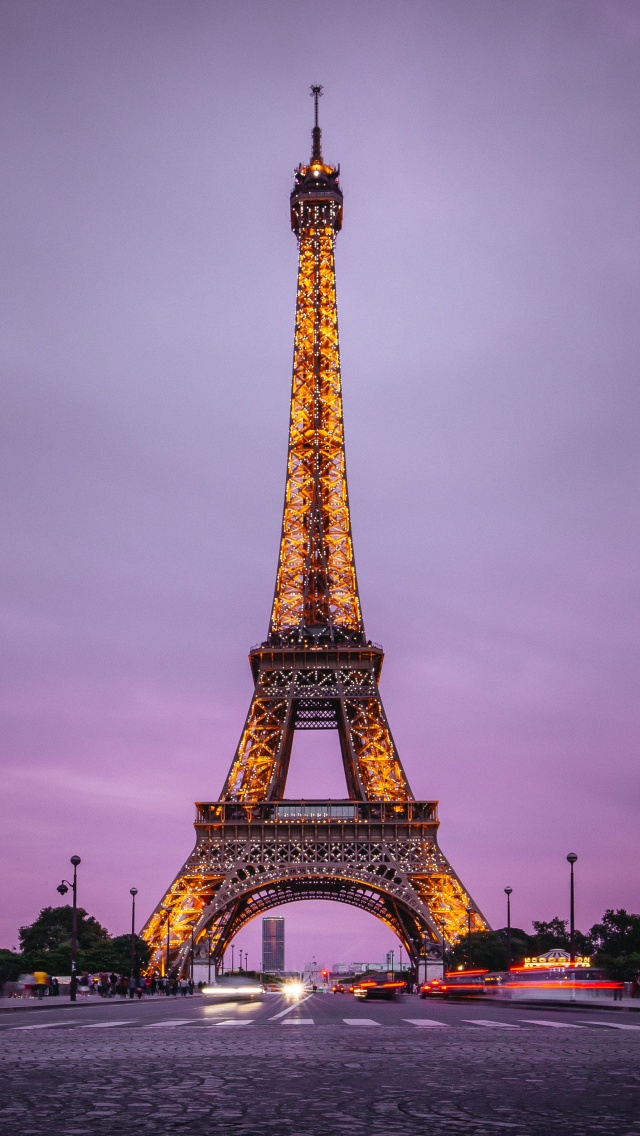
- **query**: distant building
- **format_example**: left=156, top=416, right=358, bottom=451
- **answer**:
left=262, top=917, right=285, bottom=972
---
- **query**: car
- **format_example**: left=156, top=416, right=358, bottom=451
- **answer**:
left=331, top=983, right=345, bottom=993
left=419, top=978, right=444, bottom=998
left=419, top=970, right=488, bottom=998
left=201, top=975, right=264, bottom=1001
left=353, top=978, right=406, bottom=1001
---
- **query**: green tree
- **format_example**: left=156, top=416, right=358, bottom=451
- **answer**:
left=448, top=928, right=534, bottom=972
left=19, top=906, right=110, bottom=974
left=0, top=948, right=22, bottom=985
left=588, top=910, right=640, bottom=981
left=530, top=917, right=589, bottom=956
left=83, top=935, right=151, bottom=975
left=588, top=910, right=640, bottom=957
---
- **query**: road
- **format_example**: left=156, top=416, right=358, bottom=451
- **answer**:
left=1, top=991, right=638, bottom=1135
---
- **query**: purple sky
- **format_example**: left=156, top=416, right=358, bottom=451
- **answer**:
left=1, top=1, right=638, bottom=970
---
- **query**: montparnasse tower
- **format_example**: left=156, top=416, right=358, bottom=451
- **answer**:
left=141, top=88, right=487, bottom=978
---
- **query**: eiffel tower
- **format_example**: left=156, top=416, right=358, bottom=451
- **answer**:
left=141, top=88, right=488, bottom=979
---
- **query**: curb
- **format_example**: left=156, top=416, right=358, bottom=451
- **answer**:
left=0, top=994, right=203, bottom=1016
left=433, top=995, right=640, bottom=1015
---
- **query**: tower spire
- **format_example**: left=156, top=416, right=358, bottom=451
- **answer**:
left=310, top=83, right=323, bottom=163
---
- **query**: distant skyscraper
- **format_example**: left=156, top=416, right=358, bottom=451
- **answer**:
left=262, top=917, right=285, bottom=972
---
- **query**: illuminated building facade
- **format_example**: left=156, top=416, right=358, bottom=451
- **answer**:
left=141, top=88, right=488, bottom=979
left=262, top=917, right=285, bottom=973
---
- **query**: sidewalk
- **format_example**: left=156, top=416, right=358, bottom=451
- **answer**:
left=0, top=993, right=201, bottom=1014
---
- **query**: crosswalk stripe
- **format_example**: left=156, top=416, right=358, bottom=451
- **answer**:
left=141, top=1019, right=197, bottom=1028
left=282, top=1018, right=314, bottom=1025
left=81, top=1021, right=137, bottom=1028
left=343, top=1018, right=380, bottom=1026
left=462, top=1019, right=520, bottom=1029
left=404, top=1019, right=449, bottom=1028
left=519, top=1020, right=585, bottom=1029
left=12, top=1022, right=77, bottom=1030
left=582, top=1020, right=640, bottom=1030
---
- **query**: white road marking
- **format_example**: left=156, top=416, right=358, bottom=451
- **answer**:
left=404, top=1019, right=450, bottom=1028
left=141, top=1019, right=198, bottom=1028
left=11, top=1022, right=79, bottom=1030
left=462, top=1019, right=520, bottom=1029
left=581, top=1020, right=640, bottom=1030
left=269, top=994, right=314, bottom=1020
left=282, top=1018, right=314, bottom=1025
left=343, top=1018, right=380, bottom=1026
left=519, top=1020, right=585, bottom=1029
left=81, top=1021, right=137, bottom=1028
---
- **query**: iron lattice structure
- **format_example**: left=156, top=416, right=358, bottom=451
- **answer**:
left=142, top=89, right=488, bottom=978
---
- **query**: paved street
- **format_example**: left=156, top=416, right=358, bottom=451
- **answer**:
left=1, top=992, right=639, bottom=1135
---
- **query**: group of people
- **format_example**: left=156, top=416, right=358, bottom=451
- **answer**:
left=93, top=973, right=198, bottom=998
left=25, top=971, right=200, bottom=999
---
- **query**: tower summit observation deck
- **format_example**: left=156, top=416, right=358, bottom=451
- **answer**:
left=141, top=88, right=488, bottom=979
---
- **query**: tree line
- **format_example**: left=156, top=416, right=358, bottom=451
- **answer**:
left=448, top=910, right=640, bottom=979
left=2, top=904, right=639, bottom=986
left=0, top=905, right=151, bottom=985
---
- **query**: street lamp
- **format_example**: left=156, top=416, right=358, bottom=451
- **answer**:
left=57, top=855, right=81, bottom=1002
left=231, top=943, right=235, bottom=974
left=567, top=853, right=578, bottom=963
left=504, top=887, right=513, bottom=969
left=207, top=932, right=213, bottom=984
left=164, top=910, right=171, bottom=979
left=466, top=907, right=473, bottom=969
left=397, top=942, right=403, bottom=984
left=129, top=888, right=138, bottom=986
left=190, top=928, right=195, bottom=983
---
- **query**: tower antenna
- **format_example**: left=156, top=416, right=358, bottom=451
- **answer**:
left=310, top=84, right=323, bottom=162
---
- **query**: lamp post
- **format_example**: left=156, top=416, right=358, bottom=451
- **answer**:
left=567, top=853, right=578, bottom=963
left=190, top=928, right=195, bottom=983
left=504, top=887, right=513, bottom=970
left=165, top=910, right=171, bottom=980
left=57, top=855, right=81, bottom=1002
left=397, top=942, right=403, bottom=985
left=207, top=933, right=213, bottom=985
left=129, top=888, right=138, bottom=985
left=231, top=944, right=235, bottom=974
left=466, top=907, right=473, bottom=969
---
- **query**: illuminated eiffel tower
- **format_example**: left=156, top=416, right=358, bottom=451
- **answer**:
left=141, top=88, right=488, bottom=978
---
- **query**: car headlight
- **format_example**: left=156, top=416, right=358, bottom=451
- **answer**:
left=283, top=981, right=305, bottom=999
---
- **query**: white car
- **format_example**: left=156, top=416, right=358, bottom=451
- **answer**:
left=201, top=976, right=264, bottom=1001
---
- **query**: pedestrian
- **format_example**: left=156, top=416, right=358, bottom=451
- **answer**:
left=613, top=982, right=623, bottom=1001
left=137, top=976, right=145, bottom=999
left=631, top=976, right=639, bottom=999
left=128, top=975, right=136, bottom=999
left=179, top=977, right=188, bottom=996
left=109, top=972, right=118, bottom=998
left=50, top=976, right=59, bottom=997
left=33, top=969, right=48, bottom=1000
